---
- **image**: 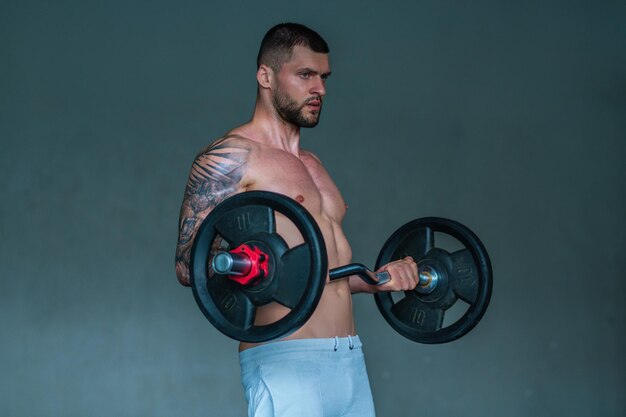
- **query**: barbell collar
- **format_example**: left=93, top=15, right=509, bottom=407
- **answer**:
left=415, top=264, right=440, bottom=294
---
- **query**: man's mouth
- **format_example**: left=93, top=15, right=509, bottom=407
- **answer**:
left=306, top=99, right=322, bottom=110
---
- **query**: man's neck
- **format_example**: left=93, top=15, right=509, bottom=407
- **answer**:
left=241, top=99, right=302, bottom=156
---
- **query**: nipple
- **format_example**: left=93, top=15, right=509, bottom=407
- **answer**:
left=296, top=194, right=305, bottom=203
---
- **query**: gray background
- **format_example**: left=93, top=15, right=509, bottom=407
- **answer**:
left=1, top=0, right=625, bottom=416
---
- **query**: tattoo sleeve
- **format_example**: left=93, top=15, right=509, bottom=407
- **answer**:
left=175, top=137, right=250, bottom=285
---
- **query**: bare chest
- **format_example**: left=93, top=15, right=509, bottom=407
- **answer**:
left=246, top=149, right=345, bottom=221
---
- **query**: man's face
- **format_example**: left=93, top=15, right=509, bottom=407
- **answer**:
left=271, top=45, right=331, bottom=128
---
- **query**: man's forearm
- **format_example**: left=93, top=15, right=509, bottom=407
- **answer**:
left=175, top=251, right=191, bottom=286
left=348, top=275, right=377, bottom=294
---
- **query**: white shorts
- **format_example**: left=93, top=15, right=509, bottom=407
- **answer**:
left=239, top=336, right=376, bottom=417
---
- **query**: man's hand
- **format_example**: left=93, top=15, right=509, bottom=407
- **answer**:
left=376, top=256, right=420, bottom=292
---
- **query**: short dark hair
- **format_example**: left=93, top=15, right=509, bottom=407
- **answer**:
left=257, top=23, right=329, bottom=71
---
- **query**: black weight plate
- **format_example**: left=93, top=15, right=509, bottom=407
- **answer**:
left=375, top=217, right=492, bottom=344
left=190, top=191, right=327, bottom=343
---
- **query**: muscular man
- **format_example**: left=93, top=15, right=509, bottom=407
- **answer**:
left=175, top=23, right=420, bottom=417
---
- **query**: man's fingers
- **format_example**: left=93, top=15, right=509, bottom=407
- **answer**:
left=382, top=258, right=419, bottom=291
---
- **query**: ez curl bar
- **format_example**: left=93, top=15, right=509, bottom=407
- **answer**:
left=190, top=191, right=492, bottom=344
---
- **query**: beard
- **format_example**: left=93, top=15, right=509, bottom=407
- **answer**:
left=272, top=88, right=322, bottom=128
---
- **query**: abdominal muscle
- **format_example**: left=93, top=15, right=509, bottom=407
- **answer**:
left=239, top=213, right=355, bottom=351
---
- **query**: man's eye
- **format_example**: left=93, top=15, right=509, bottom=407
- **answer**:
left=299, top=73, right=311, bottom=79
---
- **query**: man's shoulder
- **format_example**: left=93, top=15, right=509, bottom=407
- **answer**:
left=195, top=133, right=257, bottom=159
left=300, top=149, right=323, bottom=165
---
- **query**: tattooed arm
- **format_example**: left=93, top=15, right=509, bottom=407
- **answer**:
left=175, top=137, right=251, bottom=286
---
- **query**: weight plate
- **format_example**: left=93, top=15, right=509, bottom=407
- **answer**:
left=375, top=217, right=492, bottom=344
left=190, top=191, right=327, bottom=343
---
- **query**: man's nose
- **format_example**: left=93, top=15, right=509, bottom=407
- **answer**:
left=310, top=76, right=326, bottom=97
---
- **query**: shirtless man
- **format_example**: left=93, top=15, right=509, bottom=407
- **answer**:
left=175, top=23, right=420, bottom=417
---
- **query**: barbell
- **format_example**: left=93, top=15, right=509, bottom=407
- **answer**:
left=190, top=191, right=492, bottom=344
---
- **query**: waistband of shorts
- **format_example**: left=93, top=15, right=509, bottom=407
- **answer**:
left=239, top=335, right=362, bottom=364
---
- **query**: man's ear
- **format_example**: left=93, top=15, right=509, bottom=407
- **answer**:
left=256, top=64, right=273, bottom=89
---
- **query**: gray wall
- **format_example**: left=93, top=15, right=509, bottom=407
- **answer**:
left=1, top=0, right=624, bottom=416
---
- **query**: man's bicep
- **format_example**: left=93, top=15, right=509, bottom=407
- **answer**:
left=175, top=138, right=251, bottom=286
